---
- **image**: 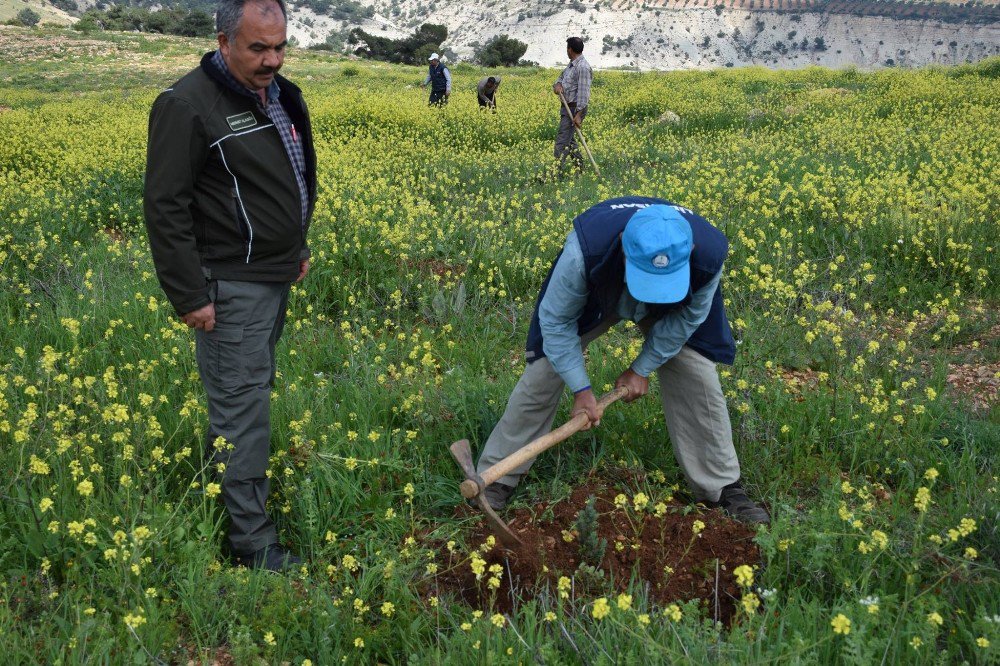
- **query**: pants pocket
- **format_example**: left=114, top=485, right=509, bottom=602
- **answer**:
left=201, top=324, right=245, bottom=390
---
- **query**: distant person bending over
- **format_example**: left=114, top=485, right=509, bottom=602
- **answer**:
left=144, top=0, right=316, bottom=571
left=422, top=53, right=451, bottom=106
left=477, top=75, right=501, bottom=110
left=552, top=36, right=592, bottom=171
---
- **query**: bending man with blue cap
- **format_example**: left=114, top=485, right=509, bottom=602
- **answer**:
left=474, top=196, right=769, bottom=524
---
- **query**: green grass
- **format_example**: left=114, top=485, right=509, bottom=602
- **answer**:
left=0, top=28, right=997, bottom=665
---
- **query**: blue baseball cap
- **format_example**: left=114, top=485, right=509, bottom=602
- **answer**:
left=622, top=205, right=693, bottom=304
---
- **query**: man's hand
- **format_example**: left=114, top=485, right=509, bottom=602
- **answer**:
left=296, top=259, right=310, bottom=282
left=615, top=368, right=649, bottom=403
left=571, top=388, right=604, bottom=430
left=573, top=112, right=583, bottom=128
left=181, top=303, right=216, bottom=332
left=553, top=83, right=564, bottom=95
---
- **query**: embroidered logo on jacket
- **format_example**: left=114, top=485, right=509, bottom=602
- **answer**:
left=226, top=112, right=258, bottom=131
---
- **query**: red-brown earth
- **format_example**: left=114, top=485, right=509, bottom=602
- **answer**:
left=431, top=474, right=761, bottom=625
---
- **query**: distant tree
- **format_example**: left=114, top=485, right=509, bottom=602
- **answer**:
left=413, top=42, right=438, bottom=63
left=16, top=8, right=41, bottom=26
left=72, top=5, right=214, bottom=37
left=176, top=9, right=214, bottom=36
left=475, top=35, right=527, bottom=66
left=349, top=22, right=447, bottom=64
left=145, top=7, right=183, bottom=33
left=297, top=0, right=374, bottom=21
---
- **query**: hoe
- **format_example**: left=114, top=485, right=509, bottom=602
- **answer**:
left=450, top=387, right=628, bottom=549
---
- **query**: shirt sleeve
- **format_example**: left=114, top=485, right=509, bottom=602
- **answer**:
left=630, top=269, right=722, bottom=377
left=424, top=72, right=431, bottom=85
left=553, top=66, right=566, bottom=89
left=444, top=68, right=452, bottom=93
left=538, top=231, right=592, bottom=393
left=143, top=94, right=211, bottom=316
left=576, top=62, right=593, bottom=111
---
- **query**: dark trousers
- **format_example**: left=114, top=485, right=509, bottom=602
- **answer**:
left=554, top=104, right=588, bottom=168
left=195, top=279, right=291, bottom=554
left=478, top=93, right=496, bottom=110
left=429, top=89, right=448, bottom=106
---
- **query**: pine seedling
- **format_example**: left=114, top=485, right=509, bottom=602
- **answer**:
left=574, top=495, right=607, bottom=567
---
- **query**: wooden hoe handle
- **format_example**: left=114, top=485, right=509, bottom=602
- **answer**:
left=461, top=386, right=629, bottom=498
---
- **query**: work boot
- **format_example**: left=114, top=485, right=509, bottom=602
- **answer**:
left=468, top=482, right=517, bottom=511
left=705, top=481, right=770, bottom=525
left=232, top=544, right=302, bottom=572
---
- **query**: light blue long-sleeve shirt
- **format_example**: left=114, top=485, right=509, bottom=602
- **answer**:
left=537, top=230, right=722, bottom=393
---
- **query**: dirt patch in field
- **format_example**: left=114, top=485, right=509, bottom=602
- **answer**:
left=945, top=361, right=999, bottom=413
left=778, top=367, right=823, bottom=396
left=937, top=316, right=998, bottom=413
left=406, top=258, right=466, bottom=278
left=432, top=476, right=760, bottom=625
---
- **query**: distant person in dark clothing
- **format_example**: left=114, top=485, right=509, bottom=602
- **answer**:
left=477, top=75, right=501, bottom=110
left=422, top=53, right=451, bottom=106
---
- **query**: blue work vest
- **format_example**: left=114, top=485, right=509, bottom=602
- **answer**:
left=428, top=63, right=448, bottom=92
left=525, top=196, right=737, bottom=366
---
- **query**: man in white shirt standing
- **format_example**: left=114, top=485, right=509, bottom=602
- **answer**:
left=552, top=36, right=592, bottom=170
left=423, top=52, right=452, bottom=106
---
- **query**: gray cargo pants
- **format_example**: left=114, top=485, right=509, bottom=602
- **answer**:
left=554, top=104, right=588, bottom=169
left=195, top=279, right=291, bottom=555
left=476, top=320, right=741, bottom=502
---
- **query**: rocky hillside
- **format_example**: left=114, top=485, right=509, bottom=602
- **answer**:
left=287, top=0, right=1000, bottom=69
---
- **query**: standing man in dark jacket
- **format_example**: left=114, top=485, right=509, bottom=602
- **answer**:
left=422, top=52, right=451, bottom=106
left=143, top=0, right=317, bottom=571
left=474, top=197, right=770, bottom=525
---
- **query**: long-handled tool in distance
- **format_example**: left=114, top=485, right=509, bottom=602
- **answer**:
left=450, top=386, right=628, bottom=548
left=558, top=90, right=601, bottom=178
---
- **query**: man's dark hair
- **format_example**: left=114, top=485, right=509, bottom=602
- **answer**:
left=567, top=37, right=584, bottom=54
left=216, top=0, right=287, bottom=40
left=487, top=76, right=497, bottom=84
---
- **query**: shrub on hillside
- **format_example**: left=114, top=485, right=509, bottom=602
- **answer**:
left=475, top=35, right=528, bottom=67
left=348, top=23, right=447, bottom=65
left=298, top=0, right=374, bottom=21
left=15, top=8, right=42, bottom=27
left=72, top=5, right=214, bottom=37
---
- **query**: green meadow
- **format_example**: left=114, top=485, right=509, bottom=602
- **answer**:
left=0, top=26, right=997, bottom=664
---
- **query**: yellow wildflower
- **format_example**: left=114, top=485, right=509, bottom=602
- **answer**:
left=831, top=614, right=851, bottom=635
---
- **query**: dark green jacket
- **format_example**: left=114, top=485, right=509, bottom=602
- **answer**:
left=144, top=52, right=317, bottom=316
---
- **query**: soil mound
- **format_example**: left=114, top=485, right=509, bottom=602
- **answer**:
left=435, top=475, right=761, bottom=625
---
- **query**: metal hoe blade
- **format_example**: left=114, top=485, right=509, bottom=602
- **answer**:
left=449, top=439, right=523, bottom=549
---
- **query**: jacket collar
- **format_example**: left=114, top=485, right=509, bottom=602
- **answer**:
left=201, top=50, right=281, bottom=105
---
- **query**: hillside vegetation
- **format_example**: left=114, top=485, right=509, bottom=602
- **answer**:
left=0, top=27, right=998, bottom=664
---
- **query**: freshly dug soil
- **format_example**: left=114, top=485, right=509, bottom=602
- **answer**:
left=433, top=475, right=761, bottom=625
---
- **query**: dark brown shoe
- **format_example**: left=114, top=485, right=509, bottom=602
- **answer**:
left=705, top=481, right=770, bottom=525
left=232, top=544, right=302, bottom=572
left=468, top=482, right=517, bottom=511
